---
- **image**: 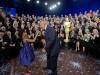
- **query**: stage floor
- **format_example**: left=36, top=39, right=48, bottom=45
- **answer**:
left=1, top=49, right=100, bottom=75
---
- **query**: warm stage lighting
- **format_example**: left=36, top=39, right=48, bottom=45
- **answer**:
left=36, top=0, right=40, bottom=4
left=57, top=1, right=61, bottom=5
left=44, top=2, right=48, bottom=6
left=27, top=0, right=31, bottom=2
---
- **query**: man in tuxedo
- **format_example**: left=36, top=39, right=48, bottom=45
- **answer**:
left=39, top=20, right=60, bottom=75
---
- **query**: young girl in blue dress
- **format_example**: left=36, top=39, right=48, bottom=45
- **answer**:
left=19, top=29, right=39, bottom=75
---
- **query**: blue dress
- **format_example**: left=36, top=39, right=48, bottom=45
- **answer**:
left=19, top=42, right=35, bottom=66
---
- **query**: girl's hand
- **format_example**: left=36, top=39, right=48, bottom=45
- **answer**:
left=23, top=39, right=27, bottom=42
left=42, top=48, right=46, bottom=53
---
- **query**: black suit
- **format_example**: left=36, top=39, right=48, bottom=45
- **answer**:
left=45, top=25, right=60, bottom=75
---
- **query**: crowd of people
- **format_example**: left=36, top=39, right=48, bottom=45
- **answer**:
left=0, top=9, right=100, bottom=75
left=0, top=10, right=100, bottom=61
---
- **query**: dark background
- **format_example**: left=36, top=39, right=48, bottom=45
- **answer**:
left=0, top=0, right=100, bottom=16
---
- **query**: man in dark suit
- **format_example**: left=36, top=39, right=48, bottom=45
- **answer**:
left=39, top=20, right=60, bottom=75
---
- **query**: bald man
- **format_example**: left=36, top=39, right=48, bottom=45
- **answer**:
left=39, top=20, right=60, bottom=75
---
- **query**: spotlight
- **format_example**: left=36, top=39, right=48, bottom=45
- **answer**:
left=49, top=4, right=57, bottom=10
left=36, top=0, right=40, bottom=4
left=49, top=7, right=52, bottom=10
left=52, top=4, right=57, bottom=9
left=27, top=0, right=31, bottom=2
left=52, top=6, right=55, bottom=9
left=54, top=4, right=57, bottom=8
left=57, top=1, right=61, bottom=5
left=44, top=2, right=48, bottom=6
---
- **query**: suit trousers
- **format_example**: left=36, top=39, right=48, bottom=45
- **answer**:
left=47, top=53, right=58, bottom=75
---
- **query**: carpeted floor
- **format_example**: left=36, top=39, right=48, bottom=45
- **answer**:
left=1, top=49, right=100, bottom=75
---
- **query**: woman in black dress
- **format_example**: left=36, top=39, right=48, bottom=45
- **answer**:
left=82, top=28, right=91, bottom=53
left=75, top=28, right=83, bottom=52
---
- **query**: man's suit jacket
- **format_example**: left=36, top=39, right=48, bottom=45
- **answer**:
left=45, top=25, right=60, bottom=56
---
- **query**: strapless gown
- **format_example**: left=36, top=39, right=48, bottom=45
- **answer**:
left=19, top=42, right=35, bottom=65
